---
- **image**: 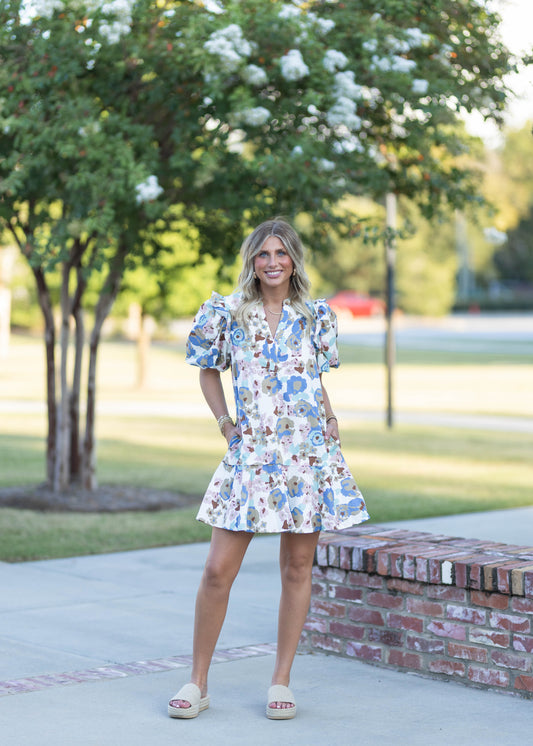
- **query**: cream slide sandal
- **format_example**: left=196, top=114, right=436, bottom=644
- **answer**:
left=168, top=683, right=210, bottom=719
left=266, top=684, right=297, bottom=720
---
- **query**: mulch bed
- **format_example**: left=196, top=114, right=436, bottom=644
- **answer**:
left=0, top=484, right=199, bottom=513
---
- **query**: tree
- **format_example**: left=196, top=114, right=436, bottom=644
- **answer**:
left=0, top=0, right=514, bottom=493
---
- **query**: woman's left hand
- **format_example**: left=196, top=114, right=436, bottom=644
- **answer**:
left=326, top=418, right=340, bottom=447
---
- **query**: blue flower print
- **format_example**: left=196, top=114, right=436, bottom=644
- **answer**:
left=262, top=376, right=282, bottom=395
left=294, top=400, right=316, bottom=418
left=286, top=333, right=301, bottom=352
left=287, top=476, right=304, bottom=498
left=340, top=477, right=359, bottom=497
left=237, top=386, right=253, bottom=408
left=291, top=505, right=304, bottom=528
left=309, top=428, right=325, bottom=447
left=231, top=327, right=245, bottom=345
left=276, top=417, right=294, bottom=438
left=284, top=375, right=307, bottom=401
left=268, top=488, right=287, bottom=509
left=246, top=506, right=260, bottom=529
left=220, top=478, right=232, bottom=501
left=336, top=499, right=364, bottom=521
left=322, top=487, right=335, bottom=515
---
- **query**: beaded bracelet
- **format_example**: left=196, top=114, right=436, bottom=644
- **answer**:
left=217, top=414, right=234, bottom=434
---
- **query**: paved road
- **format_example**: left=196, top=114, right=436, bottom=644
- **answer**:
left=337, top=312, right=533, bottom=356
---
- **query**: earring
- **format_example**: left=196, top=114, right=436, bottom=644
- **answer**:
left=253, top=271, right=257, bottom=279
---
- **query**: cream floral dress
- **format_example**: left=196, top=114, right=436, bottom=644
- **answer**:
left=186, top=292, right=369, bottom=533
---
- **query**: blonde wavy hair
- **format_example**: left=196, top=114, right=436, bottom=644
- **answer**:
left=235, top=218, right=313, bottom=327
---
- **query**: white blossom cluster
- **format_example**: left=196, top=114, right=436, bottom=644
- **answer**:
left=327, top=97, right=362, bottom=130
left=21, top=0, right=135, bottom=44
left=234, top=107, right=271, bottom=127
left=204, top=24, right=253, bottom=73
left=412, top=78, right=429, bottom=95
left=135, top=175, right=163, bottom=205
left=483, top=227, right=507, bottom=245
left=280, top=49, right=309, bottom=82
left=323, top=49, right=348, bottom=73
left=241, top=64, right=268, bottom=87
left=370, top=55, right=417, bottom=74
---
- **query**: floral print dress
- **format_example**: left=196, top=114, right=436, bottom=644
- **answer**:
left=185, top=291, right=369, bottom=533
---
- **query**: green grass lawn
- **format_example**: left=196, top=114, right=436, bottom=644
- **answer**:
left=1, top=332, right=532, bottom=562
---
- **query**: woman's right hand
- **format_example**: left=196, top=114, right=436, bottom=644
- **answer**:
left=223, top=422, right=241, bottom=448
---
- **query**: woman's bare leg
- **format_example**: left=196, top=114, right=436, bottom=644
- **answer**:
left=269, top=531, right=320, bottom=710
left=170, top=527, right=253, bottom=708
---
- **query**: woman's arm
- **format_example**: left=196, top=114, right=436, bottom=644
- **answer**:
left=320, top=374, right=340, bottom=444
left=199, top=368, right=240, bottom=443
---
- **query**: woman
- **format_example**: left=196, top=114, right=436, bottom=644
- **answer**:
left=168, top=218, right=369, bottom=720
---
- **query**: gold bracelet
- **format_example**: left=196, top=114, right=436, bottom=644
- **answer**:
left=217, top=414, right=234, bottom=434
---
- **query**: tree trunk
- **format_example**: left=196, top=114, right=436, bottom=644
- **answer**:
left=32, top=267, right=57, bottom=488
left=82, top=244, right=127, bottom=490
left=58, top=262, right=72, bottom=490
left=69, top=263, right=87, bottom=484
left=136, top=310, right=151, bottom=390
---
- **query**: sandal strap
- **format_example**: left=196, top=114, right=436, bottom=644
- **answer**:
left=171, top=682, right=201, bottom=706
left=267, top=684, right=295, bottom=705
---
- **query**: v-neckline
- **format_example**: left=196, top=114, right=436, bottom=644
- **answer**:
left=262, top=303, right=283, bottom=339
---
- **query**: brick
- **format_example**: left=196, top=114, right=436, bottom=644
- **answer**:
left=497, top=562, right=533, bottom=594
left=470, top=591, right=509, bottom=610
left=316, top=544, right=329, bottom=566
left=427, top=586, right=467, bottom=603
left=448, top=642, right=487, bottom=663
left=388, top=613, right=424, bottom=634
left=386, top=578, right=424, bottom=595
left=328, top=544, right=340, bottom=567
left=402, top=554, right=416, bottom=580
left=512, top=634, right=533, bottom=654
left=468, top=667, right=510, bottom=688
left=489, top=611, right=530, bottom=633
left=427, top=620, right=466, bottom=641
left=329, top=585, right=364, bottom=603
left=520, top=568, right=533, bottom=597
left=339, top=545, right=353, bottom=570
left=368, top=628, right=403, bottom=647
left=388, top=650, right=423, bottom=670
left=329, top=621, right=366, bottom=640
left=348, top=607, right=385, bottom=626
left=429, top=660, right=466, bottom=677
left=367, top=591, right=404, bottom=610
left=491, top=650, right=530, bottom=671
left=469, top=629, right=510, bottom=648
left=345, top=642, right=382, bottom=662
left=512, top=597, right=533, bottom=614
left=310, top=599, right=346, bottom=618
left=311, top=581, right=327, bottom=596
left=310, top=634, right=344, bottom=654
left=348, top=571, right=383, bottom=589
left=406, top=635, right=445, bottom=654
left=446, top=605, right=486, bottom=625
left=468, top=556, right=510, bottom=591
left=303, top=617, right=328, bottom=634
left=515, top=675, right=533, bottom=692
left=323, top=567, right=346, bottom=584
left=376, top=549, right=391, bottom=576
left=406, top=598, right=444, bottom=617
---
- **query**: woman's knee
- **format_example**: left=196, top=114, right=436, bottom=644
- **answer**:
left=280, top=552, right=314, bottom=585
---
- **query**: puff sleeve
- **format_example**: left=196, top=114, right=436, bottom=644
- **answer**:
left=312, top=299, right=340, bottom=372
left=185, top=292, right=232, bottom=371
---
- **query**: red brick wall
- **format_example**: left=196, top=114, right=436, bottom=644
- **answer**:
left=300, top=526, right=533, bottom=698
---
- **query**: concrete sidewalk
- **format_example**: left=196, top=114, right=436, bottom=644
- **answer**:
left=2, top=510, right=533, bottom=745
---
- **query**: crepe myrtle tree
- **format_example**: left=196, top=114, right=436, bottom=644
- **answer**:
left=0, top=0, right=513, bottom=492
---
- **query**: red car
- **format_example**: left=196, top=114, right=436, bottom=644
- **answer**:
left=328, top=290, right=385, bottom=317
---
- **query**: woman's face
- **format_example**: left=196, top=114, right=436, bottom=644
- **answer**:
left=253, top=236, right=294, bottom=293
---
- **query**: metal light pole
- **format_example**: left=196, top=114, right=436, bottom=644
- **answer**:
left=385, top=192, right=397, bottom=429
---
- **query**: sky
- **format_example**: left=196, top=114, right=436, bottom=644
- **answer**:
left=465, top=0, right=533, bottom=145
